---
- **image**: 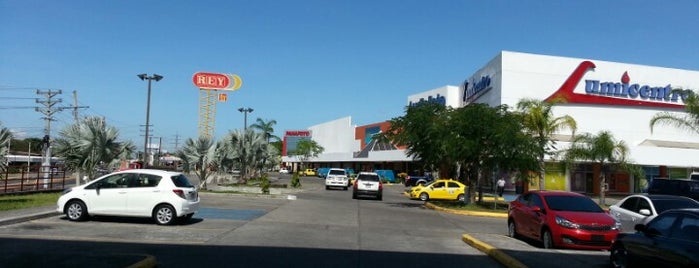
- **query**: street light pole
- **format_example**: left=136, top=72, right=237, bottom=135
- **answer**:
left=138, top=73, right=163, bottom=167
left=238, top=107, right=253, bottom=130
left=237, top=107, right=253, bottom=180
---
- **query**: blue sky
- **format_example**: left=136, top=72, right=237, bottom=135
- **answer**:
left=2, top=0, right=699, bottom=152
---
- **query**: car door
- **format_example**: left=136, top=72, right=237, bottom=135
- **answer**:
left=446, top=182, right=461, bottom=200
left=83, top=173, right=131, bottom=215
left=625, top=212, right=679, bottom=266
left=525, top=193, right=546, bottom=239
left=429, top=181, right=448, bottom=199
left=126, top=173, right=163, bottom=216
left=612, top=197, right=639, bottom=232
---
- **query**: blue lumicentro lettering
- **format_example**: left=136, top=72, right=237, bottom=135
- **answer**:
left=584, top=80, right=689, bottom=103
left=462, top=75, right=492, bottom=102
left=409, top=94, right=447, bottom=107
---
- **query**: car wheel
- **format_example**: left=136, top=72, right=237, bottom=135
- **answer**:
left=542, top=229, right=555, bottom=249
left=609, top=243, right=628, bottom=268
left=66, top=200, right=88, bottom=221
left=377, top=194, right=382, bottom=201
left=343, top=186, right=348, bottom=190
left=154, top=204, right=176, bottom=225
left=352, top=192, right=357, bottom=199
left=419, top=192, right=429, bottom=201
left=325, top=186, right=330, bottom=190
left=456, top=194, right=465, bottom=202
left=508, top=220, right=518, bottom=238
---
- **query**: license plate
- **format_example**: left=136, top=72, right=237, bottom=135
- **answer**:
left=591, top=235, right=604, bottom=241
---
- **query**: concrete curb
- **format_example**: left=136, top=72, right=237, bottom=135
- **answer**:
left=126, top=254, right=158, bottom=268
left=462, top=234, right=528, bottom=268
left=423, top=202, right=508, bottom=218
left=0, top=211, right=61, bottom=226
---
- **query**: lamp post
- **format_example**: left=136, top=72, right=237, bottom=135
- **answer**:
left=138, top=73, right=163, bottom=167
left=237, top=107, right=253, bottom=179
left=238, top=107, right=253, bottom=130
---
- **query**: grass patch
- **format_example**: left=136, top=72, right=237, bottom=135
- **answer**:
left=431, top=200, right=509, bottom=212
left=0, top=192, right=61, bottom=211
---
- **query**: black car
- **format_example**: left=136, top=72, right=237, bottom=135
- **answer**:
left=646, top=178, right=699, bottom=201
left=610, top=208, right=699, bottom=268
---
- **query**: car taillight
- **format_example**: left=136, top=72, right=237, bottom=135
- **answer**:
left=172, top=189, right=186, bottom=199
left=379, top=182, right=383, bottom=190
left=353, top=181, right=358, bottom=189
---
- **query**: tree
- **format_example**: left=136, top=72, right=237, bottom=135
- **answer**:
left=176, top=135, right=217, bottom=189
left=517, top=98, right=577, bottom=190
left=52, top=116, right=135, bottom=182
left=649, top=89, right=699, bottom=135
left=384, top=102, right=452, bottom=177
left=250, top=118, right=280, bottom=143
left=289, top=139, right=324, bottom=170
left=450, top=104, right=539, bottom=203
left=0, top=123, right=13, bottom=176
left=560, top=130, right=640, bottom=205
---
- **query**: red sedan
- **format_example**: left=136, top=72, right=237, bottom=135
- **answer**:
left=507, top=190, right=620, bottom=250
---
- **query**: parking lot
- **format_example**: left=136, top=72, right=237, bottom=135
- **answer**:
left=0, top=176, right=614, bottom=268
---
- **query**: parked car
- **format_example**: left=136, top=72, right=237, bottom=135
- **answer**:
left=507, top=190, right=620, bottom=250
left=404, top=173, right=435, bottom=186
left=646, top=178, right=699, bottom=201
left=279, top=167, right=290, bottom=174
left=57, top=169, right=200, bottom=225
left=408, top=179, right=466, bottom=202
left=300, top=168, right=317, bottom=176
left=352, top=172, right=383, bottom=200
left=609, top=194, right=699, bottom=232
left=610, top=208, right=699, bottom=268
left=325, top=168, right=349, bottom=190
left=316, top=167, right=330, bottom=178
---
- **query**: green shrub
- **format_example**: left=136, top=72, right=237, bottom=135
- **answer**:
left=259, top=174, right=271, bottom=194
left=291, top=173, right=301, bottom=188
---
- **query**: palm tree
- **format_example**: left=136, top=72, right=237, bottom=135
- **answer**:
left=650, top=89, right=699, bottom=134
left=0, top=123, right=13, bottom=176
left=176, top=135, right=217, bottom=189
left=250, top=118, right=280, bottom=143
left=561, top=130, right=639, bottom=205
left=53, top=116, right=135, bottom=182
left=517, top=98, right=577, bottom=190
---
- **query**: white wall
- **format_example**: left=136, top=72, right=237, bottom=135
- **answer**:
left=308, top=116, right=358, bottom=154
left=407, top=85, right=461, bottom=108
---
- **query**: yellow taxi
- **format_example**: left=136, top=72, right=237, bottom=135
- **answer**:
left=408, top=179, right=466, bottom=202
left=300, top=168, right=317, bottom=176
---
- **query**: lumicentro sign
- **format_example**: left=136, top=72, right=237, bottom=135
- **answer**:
left=545, top=61, right=692, bottom=109
left=409, top=94, right=447, bottom=107
left=462, top=75, right=493, bottom=104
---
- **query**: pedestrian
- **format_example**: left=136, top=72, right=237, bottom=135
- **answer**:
left=497, top=177, right=505, bottom=197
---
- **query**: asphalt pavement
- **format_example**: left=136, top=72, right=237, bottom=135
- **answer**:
left=0, top=192, right=623, bottom=268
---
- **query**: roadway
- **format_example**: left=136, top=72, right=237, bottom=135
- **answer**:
left=0, top=174, right=610, bottom=267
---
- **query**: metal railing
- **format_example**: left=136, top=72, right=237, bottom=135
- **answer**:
left=1, top=169, right=68, bottom=194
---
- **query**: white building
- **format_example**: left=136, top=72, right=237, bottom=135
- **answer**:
left=284, top=51, right=699, bottom=194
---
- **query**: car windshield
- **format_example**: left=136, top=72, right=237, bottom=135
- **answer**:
left=171, top=174, right=194, bottom=188
left=329, top=170, right=345, bottom=175
left=358, top=174, right=380, bottom=182
left=653, top=199, right=699, bottom=213
left=544, top=195, right=604, bottom=212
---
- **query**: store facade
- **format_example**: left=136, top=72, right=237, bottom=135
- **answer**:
left=284, top=51, right=699, bottom=194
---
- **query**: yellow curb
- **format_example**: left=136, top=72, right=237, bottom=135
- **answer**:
left=126, top=254, right=157, bottom=268
left=424, top=202, right=508, bottom=218
left=462, top=234, right=528, bottom=268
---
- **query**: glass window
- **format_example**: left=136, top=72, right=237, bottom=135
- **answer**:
left=647, top=213, right=679, bottom=237
left=86, top=173, right=132, bottom=189
left=620, top=197, right=638, bottom=211
left=637, top=199, right=651, bottom=213
left=329, top=169, right=346, bottom=175
left=447, top=182, right=460, bottom=188
left=652, top=199, right=699, bottom=214
left=135, top=174, right=161, bottom=187
left=171, top=174, right=194, bottom=188
left=544, top=196, right=604, bottom=212
left=531, top=194, right=544, bottom=208
left=358, top=174, right=380, bottom=182
left=674, top=215, right=699, bottom=241
left=432, top=181, right=445, bottom=188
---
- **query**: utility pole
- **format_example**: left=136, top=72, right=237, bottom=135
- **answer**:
left=72, top=90, right=89, bottom=121
left=172, top=133, right=181, bottom=151
left=35, top=89, right=88, bottom=187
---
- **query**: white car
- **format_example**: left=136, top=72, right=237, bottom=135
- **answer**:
left=57, top=169, right=200, bottom=225
left=279, top=167, right=290, bottom=174
left=325, top=168, right=349, bottom=190
left=608, top=194, right=699, bottom=232
left=352, top=172, right=383, bottom=200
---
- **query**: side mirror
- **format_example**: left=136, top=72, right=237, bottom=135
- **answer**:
left=639, top=209, right=651, bottom=216
left=531, top=206, right=543, bottom=213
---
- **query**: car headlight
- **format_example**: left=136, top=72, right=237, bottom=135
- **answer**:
left=612, top=220, right=622, bottom=231
left=555, top=216, right=580, bottom=229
